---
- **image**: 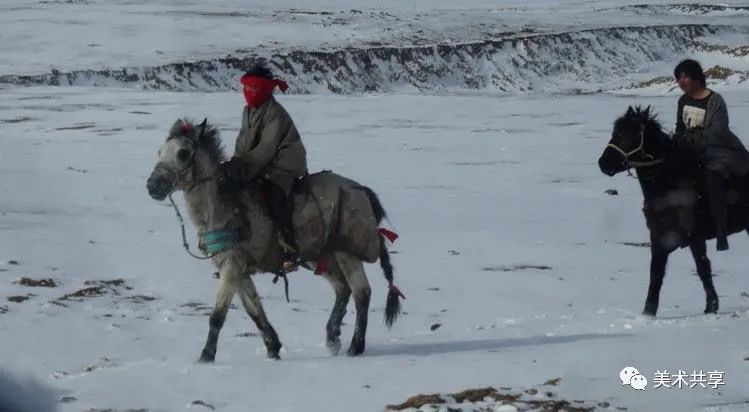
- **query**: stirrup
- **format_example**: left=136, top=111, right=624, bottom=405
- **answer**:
left=282, top=260, right=298, bottom=273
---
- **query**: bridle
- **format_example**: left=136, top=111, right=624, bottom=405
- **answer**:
left=606, top=124, right=665, bottom=172
left=160, top=131, right=223, bottom=260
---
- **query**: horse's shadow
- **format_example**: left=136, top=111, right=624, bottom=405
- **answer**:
left=365, top=332, right=632, bottom=357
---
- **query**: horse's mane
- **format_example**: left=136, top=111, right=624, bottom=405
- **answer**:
left=616, top=105, right=666, bottom=135
left=168, top=118, right=226, bottom=164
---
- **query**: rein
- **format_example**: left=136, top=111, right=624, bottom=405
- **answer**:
left=168, top=193, right=222, bottom=260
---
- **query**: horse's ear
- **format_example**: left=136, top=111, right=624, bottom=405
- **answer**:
left=626, top=106, right=635, bottom=117
left=197, top=118, right=208, bottom=141
left=640, top=105, right=652, bottom=122
left=168, top=119, right=183, bottom=137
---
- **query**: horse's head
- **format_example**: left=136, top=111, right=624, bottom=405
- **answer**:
left=147, top=118, right=225, bottom=201
left=598, top=105, right=667, bottom=176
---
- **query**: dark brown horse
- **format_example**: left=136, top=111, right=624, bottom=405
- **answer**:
left=598, top=106, right=749, bottom=317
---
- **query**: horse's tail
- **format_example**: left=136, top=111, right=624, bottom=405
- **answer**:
left=360, top=185, right=404, bottom=329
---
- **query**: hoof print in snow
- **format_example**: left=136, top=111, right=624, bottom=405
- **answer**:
left=448, top=250, right=460, bottom=255
left=430, top=323, right=442, bottom=331
left=7, top=260, right=20, bottom=266
left=740, top=292, right=749, bottom=298
left=66, top=166, right=88, bottom=174
left=605, top=189, right=619, bottom=195
left=8, top=294, right=35, bottom=303
left=427, top=287, right=440, bottom=291
left=190, top=400, right=215, bottom=410
left=84, top=357, right=117, bottom=373
left=13, top=277, right=58, bottom=287
left=0, top=305, right=8, bottom=313
left=59, top=396, right=78, bottom=403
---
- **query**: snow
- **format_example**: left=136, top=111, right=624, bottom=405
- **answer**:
left=3, top=86, right=749, bottom=411
left=2, top=1, right=749, bottom=412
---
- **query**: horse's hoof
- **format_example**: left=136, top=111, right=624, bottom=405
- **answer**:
left=267, top=351, right=281, bottom=360
left=327, top=339, right=342, bottom=356
left=198, top=353, right=215, bottom=363
left=347, top=344, right=365, bottom=357
left=716, top=238, right=729, bottom=251
left=705, top=299, right=719, bottom=314
left=642, top=303, right=658, bottom=317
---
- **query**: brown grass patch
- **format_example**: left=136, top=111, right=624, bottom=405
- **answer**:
left=13, top=277, right=57, bottom=287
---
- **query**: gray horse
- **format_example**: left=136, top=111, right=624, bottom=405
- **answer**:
left=146, top=118, right=403, bottom=361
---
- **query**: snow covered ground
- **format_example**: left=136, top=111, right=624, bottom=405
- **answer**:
left=2, top=86, right=749, bottom=412
left=1, top=1, right=749, bottom=412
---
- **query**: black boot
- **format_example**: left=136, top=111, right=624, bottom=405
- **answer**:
left=706, top=171, right=729, bottom=251
left=263, top=180, right=298, bottom=264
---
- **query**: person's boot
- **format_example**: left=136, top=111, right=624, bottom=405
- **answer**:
left=278, top=224, right=298, bottom=270
left=706, top=171, right=729, bottom=251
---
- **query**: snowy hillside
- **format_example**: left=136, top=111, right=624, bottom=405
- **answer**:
left=1, top=1, right=749, bottom=412
left=2, top=1, right=749, bottom=93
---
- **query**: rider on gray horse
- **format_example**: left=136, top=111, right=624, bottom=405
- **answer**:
left=220, top=62, right=307, bottom=268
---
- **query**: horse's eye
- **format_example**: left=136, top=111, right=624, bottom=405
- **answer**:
left=177, top=149, right=191, bottom=162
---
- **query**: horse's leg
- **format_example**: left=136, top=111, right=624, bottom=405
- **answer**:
left=199, top=265, right=238, bottom=363
left=689, top=240, right=719, bottom=314
left=643, top=244, right=669, bottom=317
left=323, top=270, right=351, bottom=356
left=333, top=252, right=371, bottom=356
left=236, top=276, right=282, bottom=360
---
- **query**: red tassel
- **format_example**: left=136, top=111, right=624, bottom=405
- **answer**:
left=314, top=255, right=329, bottom=275
left=379, top=228, right=399, bottom=243
left=274, top=79, right=289, bottom=93
left=180, top=123, right=193, bottom=135
left=389, top=284, right=406, bottom=300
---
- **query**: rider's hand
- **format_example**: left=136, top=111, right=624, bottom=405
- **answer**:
left=221, top=157, right=247, bottom=181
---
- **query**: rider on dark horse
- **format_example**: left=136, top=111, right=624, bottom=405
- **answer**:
left=220, top=61, right=307, bottom=269
left=672, top=59, right=749, bottom=251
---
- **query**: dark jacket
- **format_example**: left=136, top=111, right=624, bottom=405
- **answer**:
left=676, top=91, right=749, bottom=177
left=234, top=96, right=307, bottom=195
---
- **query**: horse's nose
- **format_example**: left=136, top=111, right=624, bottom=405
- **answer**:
left=147, top=175, right=169, bottom=200
left=598, top=153, right=617, bottom=176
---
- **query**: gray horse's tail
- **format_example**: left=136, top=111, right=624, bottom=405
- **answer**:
left=359, top=185, right=404, bottom=329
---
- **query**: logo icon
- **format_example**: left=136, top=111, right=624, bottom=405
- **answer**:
left=620, top=367, right=648, bottom=390
left=630, top=374, right=648, bottom=390
left=620, top=367, right=640, bottom=385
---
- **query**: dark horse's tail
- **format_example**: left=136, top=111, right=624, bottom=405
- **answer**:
left=360, top=185, right=404, bottom=329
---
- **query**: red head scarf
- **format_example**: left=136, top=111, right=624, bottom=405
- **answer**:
left=240, top=75, right=289, bottom=107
